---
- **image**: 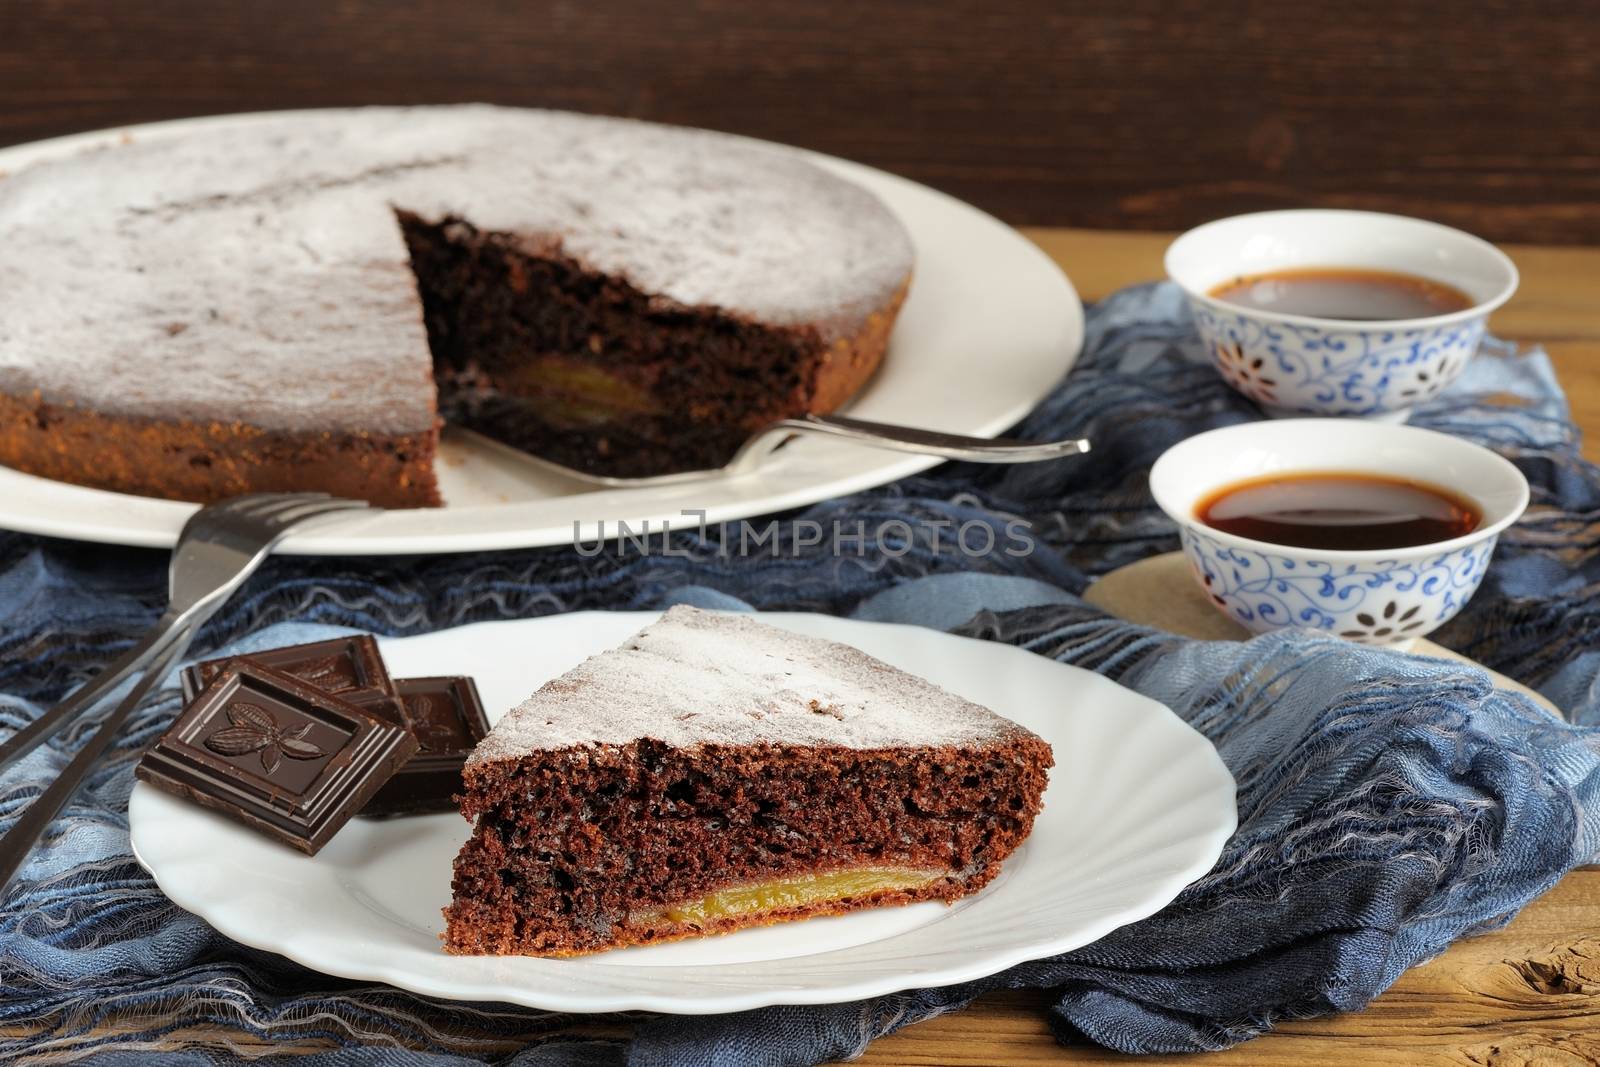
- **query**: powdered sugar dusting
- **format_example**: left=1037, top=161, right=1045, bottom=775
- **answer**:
left=0, top=106, right=913, bottom=434
left=468, top=607, right=1023, bottom=764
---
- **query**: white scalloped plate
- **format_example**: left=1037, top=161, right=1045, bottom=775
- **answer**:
left=0, top=110, right=1082, bottom=555
left=129, top=612, right=1235, bottom=1014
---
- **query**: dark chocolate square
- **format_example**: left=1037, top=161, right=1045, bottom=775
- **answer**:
left=180, top=635, right=396, bottom=709
left=360, top=676, right=490, bottom=817
left=137, top=660, right=419, bottom=855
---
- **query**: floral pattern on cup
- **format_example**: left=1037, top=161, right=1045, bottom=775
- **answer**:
left=1189, top=300, right=1485, bottom=417
left=1180, top=526, right=1497, bottom=645
left=1337, top=600, right=1429, bottom=642
left=1212, top=340, right=1281, bottom=406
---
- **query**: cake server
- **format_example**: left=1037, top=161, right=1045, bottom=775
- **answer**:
left=464, top=413, right=1091, bottom=489
left=0, top=493, right=374, bottom=776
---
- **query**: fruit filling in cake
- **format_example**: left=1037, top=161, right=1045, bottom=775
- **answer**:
left=400, top=212, right=905, bottom=478
left=640, top=866, right=950, bottom=926
left=443, top=606, right=1052, bottom=956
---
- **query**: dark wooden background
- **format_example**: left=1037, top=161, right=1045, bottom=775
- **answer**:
left=5, top=0, right=1599, bottom=243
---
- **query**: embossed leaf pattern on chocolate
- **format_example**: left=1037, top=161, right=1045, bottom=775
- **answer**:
left=205, top=701, right=328, bottom=774
left=404, top=693, right=462, bottom=750
left=205, top=726, right=271, bottom=756
left=276, top=722, right=322, bottom=758
left=295, top=653, right=353, bottom=689
left=229, top=702, right=275, bottom=733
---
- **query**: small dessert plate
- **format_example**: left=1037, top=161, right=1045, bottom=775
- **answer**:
left=129, top=611, right=1236, bottom=1014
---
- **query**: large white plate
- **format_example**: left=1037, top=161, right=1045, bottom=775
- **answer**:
left=129, top=611, right=1236, bottom=1014
left=0, top=111, right=1082, bottom=555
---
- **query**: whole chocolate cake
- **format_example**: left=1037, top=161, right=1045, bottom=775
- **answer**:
left=444, top=607, right=1052, bottom=956
left=0, top=107, right=914, bottom=505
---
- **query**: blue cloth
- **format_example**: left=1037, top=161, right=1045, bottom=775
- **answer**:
left=3, top=282, right=1599, bottom=1065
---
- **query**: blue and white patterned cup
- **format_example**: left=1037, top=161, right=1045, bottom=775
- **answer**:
left=1165, top=211, right=1518, bottom=421
left=1149, top=420, right=1529, bottom=646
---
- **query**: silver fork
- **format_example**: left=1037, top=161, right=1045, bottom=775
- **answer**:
left=0, top=494, right=372, bottom=891
left=0, top=494, right=371, bottom=772
left=460, top=413, right=1091, bottom=489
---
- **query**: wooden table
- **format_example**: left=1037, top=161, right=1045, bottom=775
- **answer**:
left=848, top=229, right=1600, bottom=1067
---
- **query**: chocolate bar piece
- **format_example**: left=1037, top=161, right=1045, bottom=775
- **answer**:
left=180, top=635, right=398, bottom=716
left=361, top=676, right=491, bottom=817
left=137, top=660, right=419, bottom=855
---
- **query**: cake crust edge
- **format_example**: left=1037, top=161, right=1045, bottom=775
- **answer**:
left=443, top=731, right=1052, bottom=958
left=0, top=392, right=442, bottom=508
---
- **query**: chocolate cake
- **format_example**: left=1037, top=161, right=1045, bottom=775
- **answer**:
left=0, top=107, right=914, bottom=504
left=443, top=607, right=1052, bottom=957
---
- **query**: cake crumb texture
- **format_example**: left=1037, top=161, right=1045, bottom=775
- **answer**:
left=446, top=608, right=1052, bottom=956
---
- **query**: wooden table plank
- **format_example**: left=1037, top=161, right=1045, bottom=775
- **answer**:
left=855, top=872, right=1600, bottom=1066
left=8, top=1, right=1600, bottom=244
left=850, top=229, right=1600, bottom=1064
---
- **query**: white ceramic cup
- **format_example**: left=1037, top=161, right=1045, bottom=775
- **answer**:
left=1165, top=210, right=1519, bottom=421
left=1149, top=419, right=1529, bottom=646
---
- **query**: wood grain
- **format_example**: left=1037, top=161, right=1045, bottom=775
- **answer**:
left=4, top=0, right=1600, bottom=242
left=852, top=875, right=1600, bottom=1065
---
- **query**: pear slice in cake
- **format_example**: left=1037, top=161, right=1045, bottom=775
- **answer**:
left=443, top=606, right=1052, bottom=956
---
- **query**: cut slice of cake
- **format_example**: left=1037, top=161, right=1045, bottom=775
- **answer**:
left=443, top=606, right=1052, bottom=956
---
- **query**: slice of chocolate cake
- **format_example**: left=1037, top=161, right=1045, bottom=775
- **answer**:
left=443, top=606, right=1052, bottom=957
